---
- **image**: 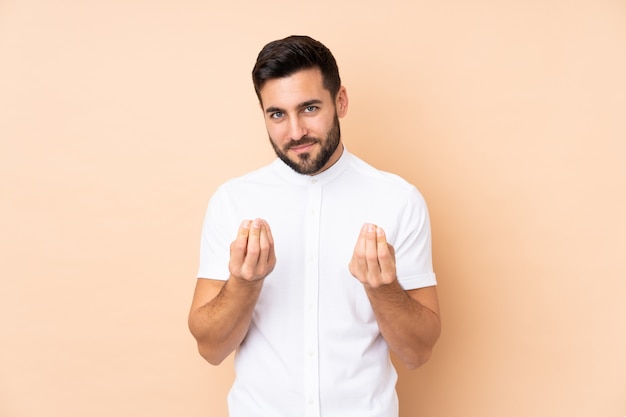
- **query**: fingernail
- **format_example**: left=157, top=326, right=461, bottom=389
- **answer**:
left=376, top=227, right=384, bottom=236
left=242, top=220, right=251, bottom=228
left=252, top=219, right=260, bottom=228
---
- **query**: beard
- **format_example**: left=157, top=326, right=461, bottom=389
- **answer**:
left=269, top=114, right=341, bottom=175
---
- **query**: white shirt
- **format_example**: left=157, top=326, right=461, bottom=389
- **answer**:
left=198, top=149, right=436, bottom=417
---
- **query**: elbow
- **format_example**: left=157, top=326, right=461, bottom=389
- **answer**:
left=188, top=319, right=229, bottom=366
left=402, top=317, right=442, bottom=370
left=402, top=348, right=433, bottom=370
left=395, top=345, right=433, bottom=370
left=197, top=343, right=228, bottom=366
left=190, top=329, right=229, bottom=366
left=398, top=325, right=441, bottom=370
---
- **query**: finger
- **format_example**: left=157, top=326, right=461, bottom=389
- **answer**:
left=364, top=223, right=380, bottom=270
left=356, top=223, right=367, bottom=256
left=261, top=220, right=277, bottom=271
left=376, top=226, right=394, bottom=271
left=260, top=219, right=274, bottom=246
left=229, top=219, right=251, bottom=278
left=349, top=224, right=367, bottom=278
left=257, top=221, right=271, bottom=269
left=242, top=219, right=262, bottom=273
left=231, top=219, right=251, bottom=263
left=262, top=220, right=277, bottom=269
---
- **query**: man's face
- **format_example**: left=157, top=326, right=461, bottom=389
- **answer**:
left=259, top=68, right=348, bottom=175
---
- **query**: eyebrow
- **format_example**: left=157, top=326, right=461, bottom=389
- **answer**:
left=265, top=99, right=323, bottom=114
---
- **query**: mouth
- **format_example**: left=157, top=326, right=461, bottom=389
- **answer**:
left=288, top=140, right=317, bottom=154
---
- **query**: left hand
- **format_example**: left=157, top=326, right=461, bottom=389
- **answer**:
left=349, top=223, right=397, bottom=288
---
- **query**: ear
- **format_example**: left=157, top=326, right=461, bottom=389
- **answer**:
left=335, top=86, right=349, bottom=118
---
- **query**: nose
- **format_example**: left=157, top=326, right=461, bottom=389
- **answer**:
left=288, top=116, right=307, bottom=141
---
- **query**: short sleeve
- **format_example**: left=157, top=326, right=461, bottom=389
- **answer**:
left=393, top=187, right=437, bottom=290
left=197, top=185, right=237, bottom=280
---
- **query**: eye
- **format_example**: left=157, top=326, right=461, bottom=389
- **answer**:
left=303, top=105, right=318, bottom=113
left=270, top=111, right=284, bottom=119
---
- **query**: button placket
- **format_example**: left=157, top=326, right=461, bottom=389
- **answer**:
left=303, top=180, right=321, bottom=417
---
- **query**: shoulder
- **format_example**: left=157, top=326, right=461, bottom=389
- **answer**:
left=345, top=152, right=420, bottom=195
left=203, top=161, right=280, bottom=214
left=215, top=159, right=281, bottom=193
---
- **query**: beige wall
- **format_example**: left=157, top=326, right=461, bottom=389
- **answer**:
left=1, top=1, right=624, bottom=416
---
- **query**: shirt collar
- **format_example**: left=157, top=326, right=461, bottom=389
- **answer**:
left=273, top=145, right=350, bottom=186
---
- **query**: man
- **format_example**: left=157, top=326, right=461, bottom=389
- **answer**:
left=188, top=35, right=441, bottom=417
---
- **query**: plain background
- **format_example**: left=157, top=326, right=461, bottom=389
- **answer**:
left=1, top=1, right=625, bottom=416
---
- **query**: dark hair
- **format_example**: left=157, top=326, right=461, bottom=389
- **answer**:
left=252, top=35, right=341, bottom=103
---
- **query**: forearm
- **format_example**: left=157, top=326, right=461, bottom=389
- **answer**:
left=365, top=282, right=441, bottom=369
left=189, top=277, right=263, bottom=365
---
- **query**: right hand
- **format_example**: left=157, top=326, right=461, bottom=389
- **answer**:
left=229, top=218, right=276, bottom=282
